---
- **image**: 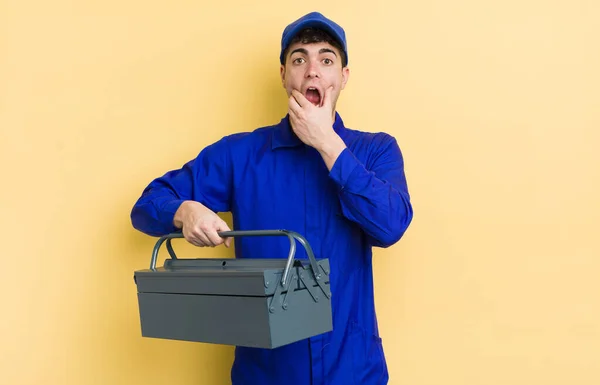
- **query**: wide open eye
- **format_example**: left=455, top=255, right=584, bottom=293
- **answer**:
left=293, top=57, right=306, bottom=65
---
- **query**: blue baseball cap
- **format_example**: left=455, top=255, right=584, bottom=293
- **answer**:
left=280, top=12, right=348, bottom=66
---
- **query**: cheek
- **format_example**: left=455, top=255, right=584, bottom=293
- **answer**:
left=327, top=78, right=343, bottom=92
left=284, top=68, right=302, bottom=82
left=284, top=80, right=297, bottom=94
left=283, top=79, right=299, bottom=93
left=324, top=70, right=343, bottom=86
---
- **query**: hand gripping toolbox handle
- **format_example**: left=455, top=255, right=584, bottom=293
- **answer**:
left=150, top=229, right=324, bottom=289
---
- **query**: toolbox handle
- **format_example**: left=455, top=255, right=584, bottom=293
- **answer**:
left=218, top=230, right=322, bottom=288
left=150, top=233, right=184, bottom=270
left=150, top=230, right=323, bottom=288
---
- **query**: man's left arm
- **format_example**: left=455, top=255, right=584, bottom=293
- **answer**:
left=288, top=90, right=413, bottom=247
left=324, top=134, right=413, bottom=248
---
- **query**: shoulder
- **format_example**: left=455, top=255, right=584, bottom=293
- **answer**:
left=216, top=123, right=277, bottom=146
left=200, top=122, right=277, bottom=153
left=341, top=125, right=405, bottom=168
left=222, top=126, right=273, bottom=147
left=343, top=125, right=399, bottom=151
left=189, top=122, right=280, bottom=169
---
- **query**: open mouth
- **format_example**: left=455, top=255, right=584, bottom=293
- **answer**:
left=305, top=87, right=321, bottom=106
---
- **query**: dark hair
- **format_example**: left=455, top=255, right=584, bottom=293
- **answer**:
left=282, top=28, right=347, bottom=67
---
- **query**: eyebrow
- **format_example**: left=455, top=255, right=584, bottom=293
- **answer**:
left=289, top=48, right=338, bottom=57
left=319, top=48, right=338, bottom=57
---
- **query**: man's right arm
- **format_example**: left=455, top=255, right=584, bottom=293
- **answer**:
left=130, top=139, right=233, bottom=246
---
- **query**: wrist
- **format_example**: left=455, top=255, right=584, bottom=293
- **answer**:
left=173, top=201, right=188, bottom=229
left=318, top=134, right=346, bottom=170
left=319, top=132, right=345, bottom=155
left=173, top=200, right=201, bottom=229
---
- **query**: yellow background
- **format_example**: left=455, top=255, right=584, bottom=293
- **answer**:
left=1, top=1, right=599, bottom=384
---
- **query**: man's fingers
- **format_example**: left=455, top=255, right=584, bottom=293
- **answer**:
left=198, top=220, right=232, bottom=248
left=186, top=226, right=212, bottom=247
left=321, top=86, right=334, bottom=108
left=291, top=89, right=308, bottom=108
left=288, top=109, right=301, bottom=133
left=288, top=100, right=303, bottom=126
left=190, top=238, right=208, bottom=247
left=206, top=229, right=224, bottom=247
left=216, top=221, right=232, bottom=248
left=178, top=204, right=232, bottom=248
left=184, top=221, right=234, bottom=248
left=195, top=231, right=213, bottom=247
left=183, top=229, right=208, bottom=247
left=288, top=95, right=302, bottom=116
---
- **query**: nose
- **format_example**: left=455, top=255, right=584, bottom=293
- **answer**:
left=305, top=61, right=320, bottom=79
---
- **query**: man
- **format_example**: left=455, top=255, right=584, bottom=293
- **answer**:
left=131, top=11, right=413, bottom=385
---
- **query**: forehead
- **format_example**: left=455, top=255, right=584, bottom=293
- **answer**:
left=286, top=41, right=341, bottom=56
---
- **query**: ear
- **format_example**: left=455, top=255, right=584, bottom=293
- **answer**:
left=340, top=67, right=350, bottom=90
left=280, top=64, right=286, bottom=87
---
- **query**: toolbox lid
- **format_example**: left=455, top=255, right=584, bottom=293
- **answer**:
left=134, top=257, right=330, bottom=297
left=134, top=230, right=331, bottom=298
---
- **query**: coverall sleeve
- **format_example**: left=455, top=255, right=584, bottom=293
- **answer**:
left=328, top=134, right=413, bottom=247
left=130, top=138, right=232, bottom=237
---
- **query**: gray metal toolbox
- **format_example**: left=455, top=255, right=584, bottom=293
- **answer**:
left=133, top=230, right=332, bottom=349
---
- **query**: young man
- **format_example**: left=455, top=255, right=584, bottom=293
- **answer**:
left=131, top=11, right=413, bottom=385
